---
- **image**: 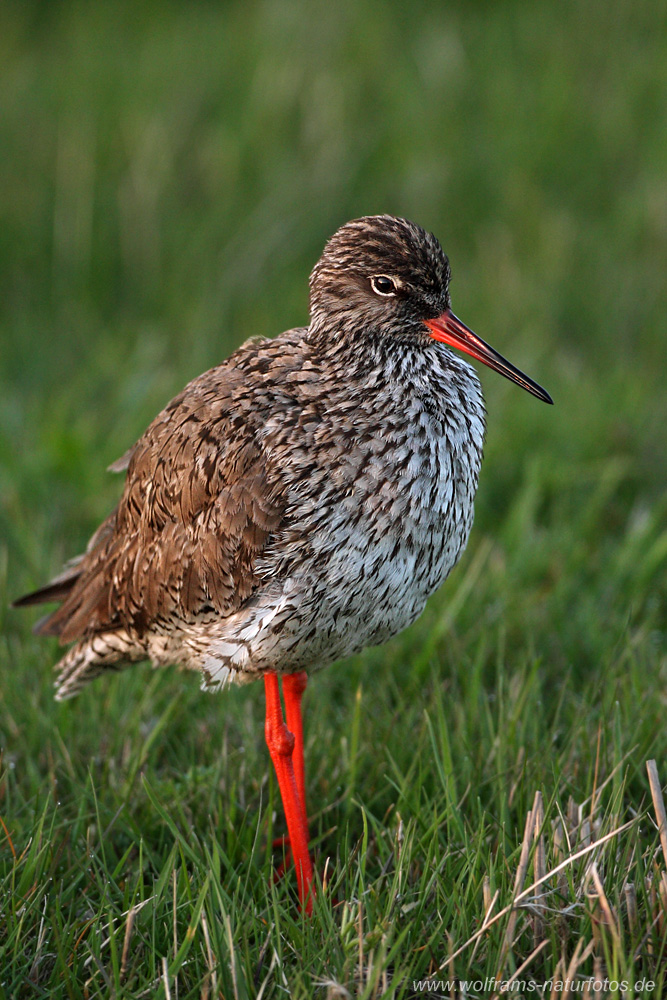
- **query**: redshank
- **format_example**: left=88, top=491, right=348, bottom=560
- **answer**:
left=14, top=215, right=552, bottom=914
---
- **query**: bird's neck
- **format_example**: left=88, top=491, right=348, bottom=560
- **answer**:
left=305, top=322, right=486, bottom=420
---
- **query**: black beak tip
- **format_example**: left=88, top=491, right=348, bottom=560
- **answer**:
left=526, top=379, right=553, bottom=405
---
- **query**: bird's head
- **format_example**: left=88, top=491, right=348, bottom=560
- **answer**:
left=309, top=215, right=450, bottom=342
left=309, top=215, right=552, bottom=404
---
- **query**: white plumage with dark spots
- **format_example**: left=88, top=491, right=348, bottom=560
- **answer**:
left=14, top=214, right=552, bottom=912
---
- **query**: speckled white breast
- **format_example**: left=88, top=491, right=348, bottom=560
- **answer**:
left=187, top=346, right=486, bottom=691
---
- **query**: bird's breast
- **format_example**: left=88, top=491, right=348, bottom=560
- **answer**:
left=339, top=396, right=484, bottom=599
left=258, top=365, right=486, bottom=659
left=194, top=355, right=486, bottom=681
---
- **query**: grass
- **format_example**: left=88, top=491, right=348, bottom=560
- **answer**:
left=1, top=0, right=666, bottom=996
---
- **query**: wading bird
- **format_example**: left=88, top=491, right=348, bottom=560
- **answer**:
left=15, top=215, right=552, bottom=914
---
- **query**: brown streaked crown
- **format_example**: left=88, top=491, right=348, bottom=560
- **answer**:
left=308, top=215, right=451, bottom=342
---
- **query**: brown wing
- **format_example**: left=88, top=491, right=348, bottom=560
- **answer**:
left=17, top=351, right=290, bottom=644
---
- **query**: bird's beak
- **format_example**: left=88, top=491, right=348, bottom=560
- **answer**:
left=425, top=310, right=553, bottom=404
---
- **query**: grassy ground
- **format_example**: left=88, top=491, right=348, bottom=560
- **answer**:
left=1, top=1, right=666, bottom=996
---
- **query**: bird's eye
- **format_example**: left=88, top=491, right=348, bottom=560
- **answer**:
left=370, top=275, right=397, bottom=296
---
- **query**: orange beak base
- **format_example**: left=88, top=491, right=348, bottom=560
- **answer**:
left=425, top=310, right=553, bottom=404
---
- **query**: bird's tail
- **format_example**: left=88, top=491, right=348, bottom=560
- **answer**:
left=54, top=630, right=141, bottom=701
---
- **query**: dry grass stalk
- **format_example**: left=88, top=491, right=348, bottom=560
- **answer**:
left=483, top=873, right=492, bottom=913
left=632, top=900, right=666, bottom=962
left=658, top=871, right=667, bottom=938
left=586, top=889, right=603, bottom=954
left=589, top=862, right=620, bottom=946
left=357, top=900, right=364, bottom=990
left=162, top=956, right=171, bottom=1000
left=624, top=881, right=637, bottom=934
left=442, top=817, right=636, bottom=968
left=647, top=759, right=667, bottom=866
left=589, top=724, right=602, bottom=824
left=324, top=983, right=352, bottom=1000
left=567, top=796, right=578, bottom=836
left=552, top=812, right=570, bottom=923
left=82, top=896, right=154, bottom=969
left=532, top=791, right=547, bottom=946
left=495, top=796, right=539, bottom=978
left=0, top=812, right=16, bottom=860
left=579, top=816, right=592, bottom=849
left=561, top=936, right=595, bottom=1000
left=255, top=947, right=279, bottom=1000
left=172, top=869, right=179, bottom=1000
left=28, top=895, right=49, bottom=982
left=589, top=955, right=606, bottom=995
left=200, top=910, right=217, bottom=1000
left=445, top=931, right=456, bottom=1000
left=549, top=956, right=565, bottom=1000
left=224, top=912, right=240, bottom=1000
left=120, top=903, right=138, bottom=982
left=553, top=816, right=564, bottom=865
left=492, top=938, right=549, bottom=999
left=322, top=854, right=331, bottom=894
left=471, top=881, right=499, bottom=963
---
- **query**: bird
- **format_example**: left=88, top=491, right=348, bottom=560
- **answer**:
left=14, top=215, right=552, bottom=914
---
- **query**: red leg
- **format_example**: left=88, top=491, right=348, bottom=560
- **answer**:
left=282, top=671, right=308, bottom=814
left=264, top=672, right=314, bottom=914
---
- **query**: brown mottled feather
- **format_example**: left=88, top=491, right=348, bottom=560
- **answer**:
left=30, top=337, right=292, bottom=646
